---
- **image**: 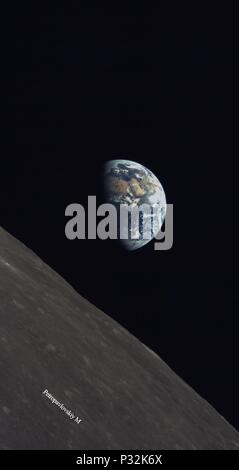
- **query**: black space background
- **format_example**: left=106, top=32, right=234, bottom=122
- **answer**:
left=2, top=7, right=239, bottom=431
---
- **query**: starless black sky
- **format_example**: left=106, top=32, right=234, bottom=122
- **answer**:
left=2, top=6, right=238, bottom=430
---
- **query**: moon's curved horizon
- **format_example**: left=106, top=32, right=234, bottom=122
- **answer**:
left=0, top=226, right=239, bottom=449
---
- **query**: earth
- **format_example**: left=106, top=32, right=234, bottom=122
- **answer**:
left=103, top=159, right=167, bottom=250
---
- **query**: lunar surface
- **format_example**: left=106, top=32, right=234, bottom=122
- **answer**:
left=103, top=160, right=166, bottom=250
left=0, top=226, right=239, bottom=449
